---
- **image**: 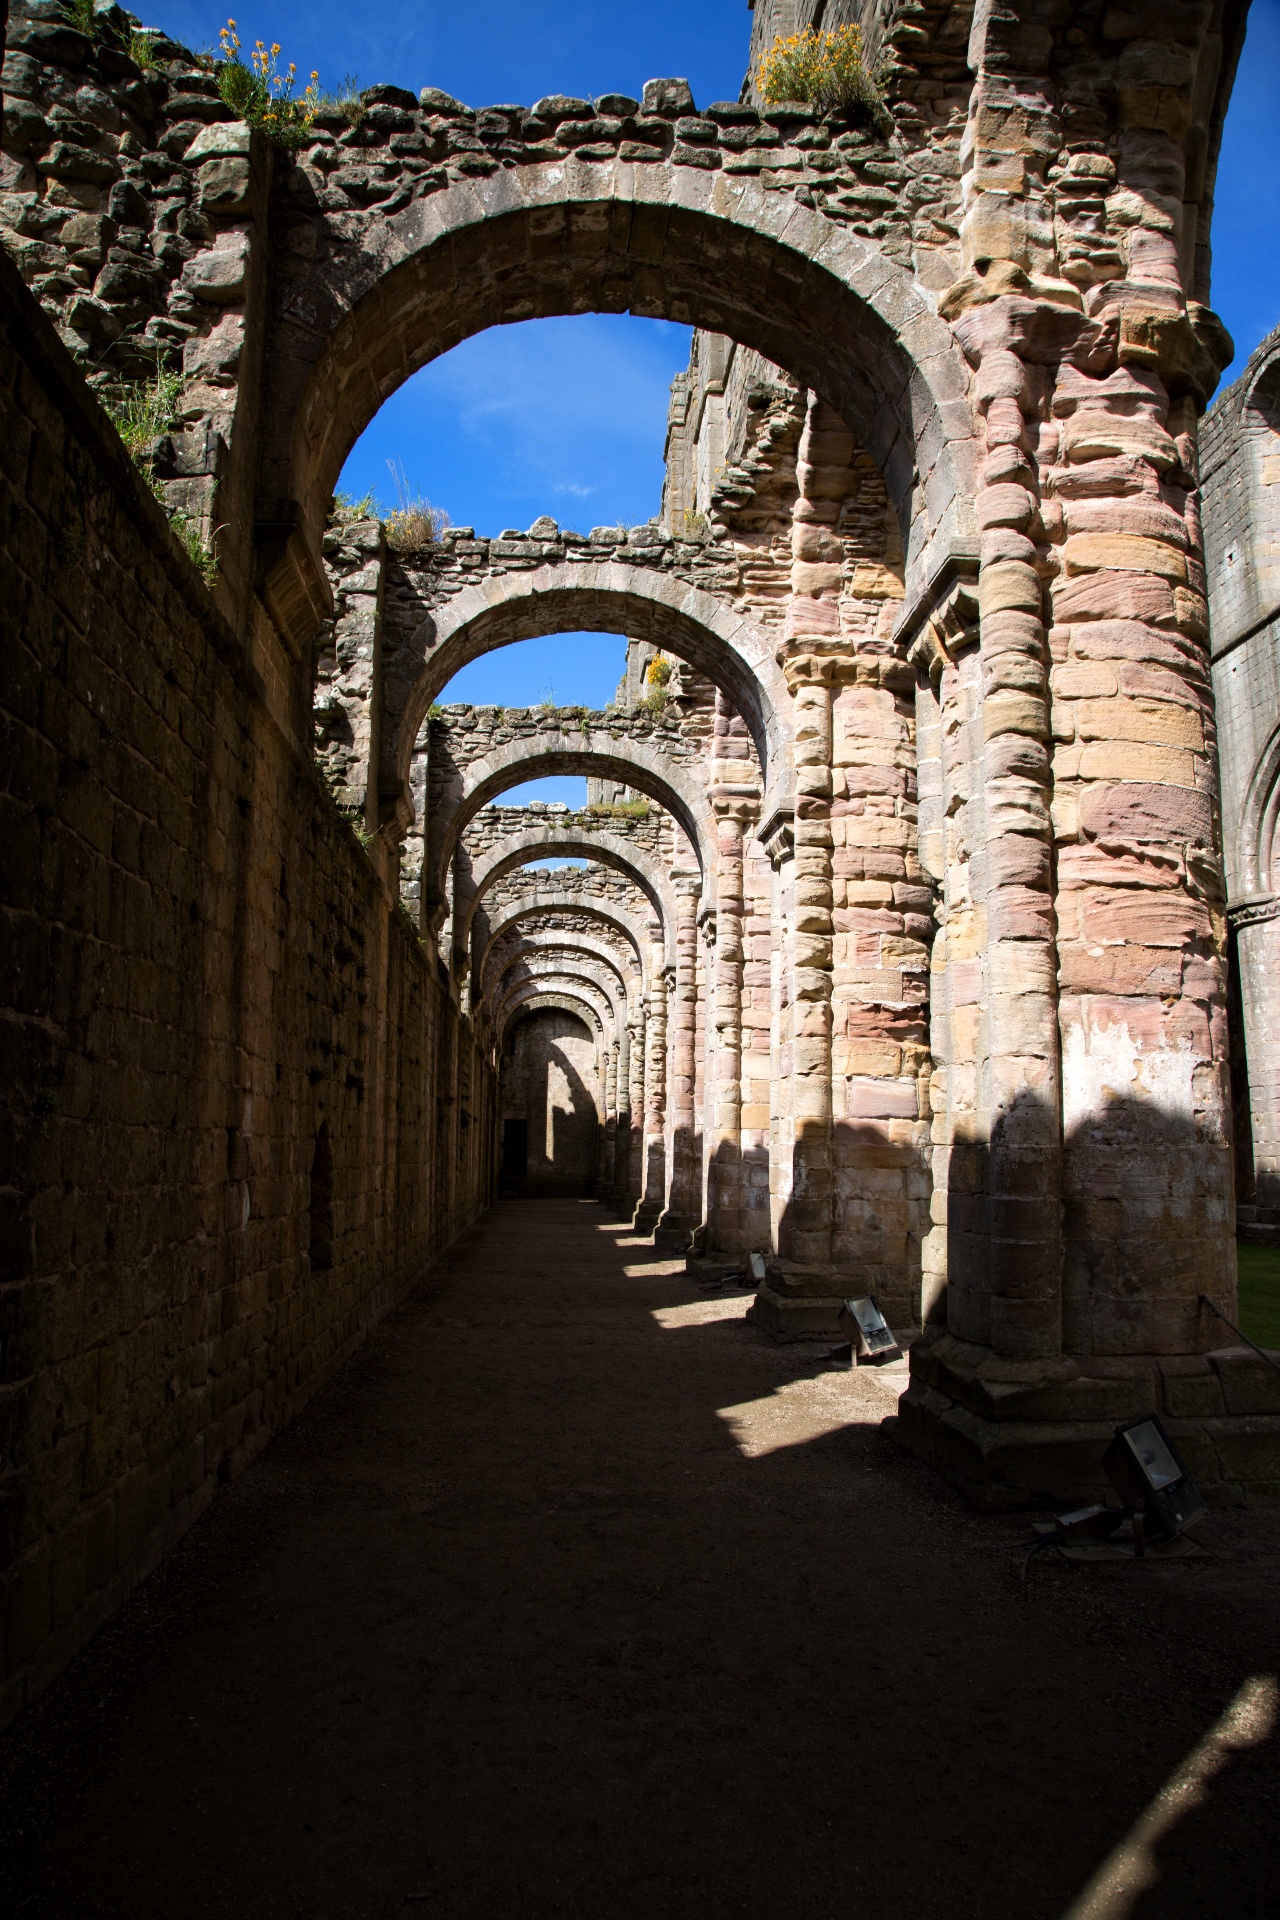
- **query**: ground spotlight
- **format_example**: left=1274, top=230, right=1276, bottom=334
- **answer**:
left=1102, top=1413, right=1207, bottom=1542
left=841, top=1296, right=901, bottom=1365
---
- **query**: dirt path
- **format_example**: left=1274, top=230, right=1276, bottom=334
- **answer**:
left=2, top=1199, right=1277, bottom=1919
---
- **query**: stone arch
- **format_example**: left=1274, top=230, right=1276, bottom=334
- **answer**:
left=460, top=831, right=675, bottom=965
left=486, top=936, right=638, bottom=1026
left=386, top=566, right=780, bottom=803
left=1246, top=349, right=1280, bottom=433
left=493, top=952, right=630, bottom=1036
left=501, top=992, right=603, bottom=1051
left=259, top=163, right=977, bottom=650
left=429, top=735, right=711, bottom=923
left=498, top=974, right=619, bottom=1058
left=1240, top=727, right=1280, bottom=900
left=477, top=899, right=652, bottom=994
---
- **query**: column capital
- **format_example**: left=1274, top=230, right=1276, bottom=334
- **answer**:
left=777, top=645, right=843, bottom=691
left=758, top=805, right=795, bottom=869
left=710, top=783, right=760, bottom=823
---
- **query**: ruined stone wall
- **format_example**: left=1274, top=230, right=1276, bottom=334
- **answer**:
left=1203, top=325, right=1280, bottom=1225
left=0, top=251, right=496, bottom=1729
left=483, top=868, right=654, bottom=931
left=461, top=802, right=674, bottom=870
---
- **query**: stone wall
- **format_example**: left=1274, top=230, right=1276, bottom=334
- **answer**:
left=1203, top=324, right=1280, bottom=1228
left=0, top=248, right=496, bottom=1729
left=500, top=1009, right=600, bottom=1197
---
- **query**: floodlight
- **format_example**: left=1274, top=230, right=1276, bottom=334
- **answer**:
left=842, top=1295, right=900, bottom=1364
left=1102, top=1414, right=1207, bottom=1541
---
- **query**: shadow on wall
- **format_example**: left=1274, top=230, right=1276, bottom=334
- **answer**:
left=766, top=1119, right=929, bottom=1329
left=771, top=1084, right=1234, bottom=1359
left=308, top=1122, right=335, bottom=1272
left=939, top=1086, right=1236, bottom=1358
left=501, top=1012, right=599, bottom=1198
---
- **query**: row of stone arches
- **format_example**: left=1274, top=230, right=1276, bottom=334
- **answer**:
left=10, top=0, right=1280, bottom=1745
left=7, top=0, right=1252, bottom=1487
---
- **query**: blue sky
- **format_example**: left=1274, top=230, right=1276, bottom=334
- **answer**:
left=1209, top=0, right=1280, bottom=387
left=144, top=0, right=1280, bottom=760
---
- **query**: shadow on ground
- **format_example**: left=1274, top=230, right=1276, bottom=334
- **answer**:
left=1, top=1199, right=1276, bottom=1919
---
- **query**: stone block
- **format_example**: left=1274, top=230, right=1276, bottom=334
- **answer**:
left=1209, top=1348, right=1280, bottom=1415
left=1073, top=696, right=1203, bottom=749
left=198, top=157, right=252, bottom=219
left=1062, top=533, right=1188, bottom=582
left=1078, top=780, right=1211, bottom=844
left=1077, top=740, right=1196, bottom=786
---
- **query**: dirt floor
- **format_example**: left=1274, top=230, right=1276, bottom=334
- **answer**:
left=2, top=1198, right=1278, bottom=1919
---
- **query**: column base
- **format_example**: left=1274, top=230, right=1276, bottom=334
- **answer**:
left=747, top=1284, right=849, bottom=1340
left=653, top=1211, right=699, bottom=1252
left=631, top=1198, right=662, bottom=1233
left=896, top=1325, right=1280, bottom=1510
left=745, top=1262, right=853, bottom=1340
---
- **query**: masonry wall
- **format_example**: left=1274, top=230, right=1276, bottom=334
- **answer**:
left=0, top=252, right=496, bottom=1729
left=1203, top=325, right=1280, bottom=1225
left=501, top=1011, right=600, bottom=1197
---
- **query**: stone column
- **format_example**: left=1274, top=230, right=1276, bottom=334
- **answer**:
left=610, top=1019, right=632, bottom=1213
left=634, top=957, right=668, bottom=1232
left=913, top=657, right=949, bottom=1328
left=750, top=395, right=864, bottom=1334
left=788, top=659, right=836, bottom=1246
left=597, top=1039, right=618, bottom=1200
left=900, top=4, right=1248, bottom=1506
left=656, top=875, right=702, bottom=1247
left=707, top=796, right=755, bottom=1251
left=313, top=518, right=386, bottom=827
left=626, top=1011, right=646, bottom=1209
left=764, top=814, right=794, bottom=1257
left=741, top=831, right=774, bottom=1253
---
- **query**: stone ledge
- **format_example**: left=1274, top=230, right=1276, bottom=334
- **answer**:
left=909, top=1325, right=1280, bottom=1424
left=747, top=1284, right=849, bottom=1341
left=899, top=1328, right=1280, bottom=1509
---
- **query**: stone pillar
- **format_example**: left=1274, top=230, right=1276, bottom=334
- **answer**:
left=626, top=1011, right=646, bottom=1209
left=707, top=798, right=750, bottom=1251
left=749, top=652, right=843, bottom=1334
left=656, top=875, right=702, bottom=1247
left=828, top=657, right=931, bottom=1332
left=900, top=5, right=1249, bottom=1506
left=750, top=395, right=866, bottom=1334
left=596, top=1039, right=618, bottom=1200
left=610, top=1020, right=632, bottom=1212
left=1038, top=361, right=1233, bottom=1369
left=313, top=518, right=386, bottom=827
left=634, top=958, right=668, bottom=1232
left=764, top=813, right=795, bottom=1257
left=913, top=660, right=949, bottom=1328
left=739, top=833, right=773, bottom=1251
left=770, top=655, right=838, bottom=1280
